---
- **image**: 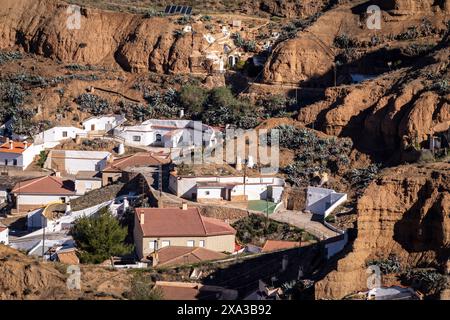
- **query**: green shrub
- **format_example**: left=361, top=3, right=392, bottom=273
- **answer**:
left=71, top=207, right=133, bottom=264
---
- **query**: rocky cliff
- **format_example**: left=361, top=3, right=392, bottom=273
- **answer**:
left=262, top=0, right=449, bottom=85
left=297, top=44, right=449, bottom=160
left=315, top=162, right=450, bottom=299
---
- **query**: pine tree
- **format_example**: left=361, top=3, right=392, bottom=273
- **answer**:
left=71, top=207, right=133, bottom=264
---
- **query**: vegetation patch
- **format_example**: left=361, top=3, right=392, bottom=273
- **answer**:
left=231, top=214, right=317, bottom=246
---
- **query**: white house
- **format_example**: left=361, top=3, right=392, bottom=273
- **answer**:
left=33, top=126, right=86, bottom=148
left=169, top=173, right=285, bottom=203
left=0, top=225, right=8, bottom=245
left=12, top=175, right=77, bottom=212
left=114, top=119, right=218, bottom=149
left=83, top=115, right=126, bottom=133
left=0, top=140, right=42, bottom=170
left=306, top=187, right=347, bottom=219
left=44, top=150, right=112, bottom=175
left=74, top=171, right=102, bottom=195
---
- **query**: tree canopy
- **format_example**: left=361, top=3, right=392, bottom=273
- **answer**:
left=71, top=207, right=133, bottom=264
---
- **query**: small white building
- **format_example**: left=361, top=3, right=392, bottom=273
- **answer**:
left=114, top=119, right=217, bottom=149
left=44, top=150, right=112, bottom=175
left=33, top=126, right=86, bottom=148
left=74, top=171, right=102, bottom=195
left=306, top=187, right=347, bottom=219
left=83, top=115, right=126, bottom=133
left=0, top=225, right=8, bottom=245
left=0, top=140, right=41, bottom=170
left=12, top=175, right=77, bottom=212
left=169, top=173, right=285, bottom=203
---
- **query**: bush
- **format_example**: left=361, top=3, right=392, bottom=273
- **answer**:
left=0, top=51, right=23, bottom=65
left=71, top=207, right=133, bottom=264
left=125, top=273, right=164, bottom=300
left=401, top=269, right=448, bottom=295
left=37, top=151, right=48, bottom=168
left=345, top=164, right=380, bottom=194
left=178, top=85, right=207, bottom=116
left=75, top=93, right=111, bottom=115
left=272, top=125, right=353, bottom=185
left=367, top=254, right=402, bottom=274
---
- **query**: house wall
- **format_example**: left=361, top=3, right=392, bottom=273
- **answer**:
left=140, top=234, right=235, bottom=258
left=75, top=179, right=102, bottom=195
left=0, top=229, right=8, bottom=245
left=0, top=152, right=23, bottom=168
left=34, top=127, right=86, bottom=144
left=197, top=187, right=223, bottom=200
left=115, top=125, right=155, bottom=146
left=16, top=194, right=76, bottom=206
left=65, top=157, right=108, bottom=174
left=170, top=175, right=285, bottom=201
left=83, top=116, right=124, bottom=132
left=134, top=214, right=145, bottom=260
left=102, top=171, right=122, bottom=186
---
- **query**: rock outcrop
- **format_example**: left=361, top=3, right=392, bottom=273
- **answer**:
left=297, top=45, right=450, bottom=159
left=315, top=162, right=450, bottom=299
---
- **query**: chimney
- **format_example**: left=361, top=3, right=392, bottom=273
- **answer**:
left=181, top=202, right=188, bottom=210
left=55, top=171, right=61, bottom=177
left=152, top=249, right=159, bottom=267
left=24, top=141, right=28, bottom=150
left=140, top=210, right=145, bottom=225
left=9, top=140, right=13, bottom=150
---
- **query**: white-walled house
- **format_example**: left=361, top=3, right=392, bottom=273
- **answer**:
left=11, top=175, right=77, bottom=212
left=0, top=225, right=8, bottom=245
left=306, top=187, right=347, bottom=219
left=169, top=173, right=285, bottom=203
left=83, top=115, right=126, bottom=133
left=74, top=171, right=102, bottom=195
left=44, top=150, right=112, bottom=175
left=0, top=140, right=41, bottom=170
left=33, top=126, right=87, bottom=148
left=114, top=119, right=218, bottom=149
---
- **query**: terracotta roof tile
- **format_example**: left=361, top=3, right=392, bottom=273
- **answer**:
left=0, top=141, right=31, bottom=154
left=11, top=176, right=76, bottom=195
left=103, top=152, right=170, bottom=172
left=56, top=249, right=79, bottom=265
left=154, top=246, right=227, bottom=266
left=261, top=240, right=300, bottom=252
left=153, top=281, right=236, bottom=300
left=135, top=207, right=235, bottom=237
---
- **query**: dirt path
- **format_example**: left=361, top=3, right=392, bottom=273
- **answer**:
left=270, top=209, right=339, bottom=240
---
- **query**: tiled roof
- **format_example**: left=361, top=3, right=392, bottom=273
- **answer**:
left=135, top=207, right=236, bottom=237
left=0, top=141, right=31, bottom=154
left=11, top=176, right=76, bottom=195
left=154, top=246, right=227, bottom=266
left=153, top=281, right=236, bottom=300
left=56, top=249, right=79, bottom=265
left=103, top=152, right=170, bottom=172
left=261, top=240, right=300, bottom=253
left=0, top=225, right=7, bottom=233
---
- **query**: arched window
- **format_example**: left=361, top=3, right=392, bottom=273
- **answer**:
left=156, top=134, right=162, bottom=142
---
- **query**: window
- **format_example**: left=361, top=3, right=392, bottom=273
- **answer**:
left=156, top=134, right=162, bottom=142
left=85, top=182, right=92, bottom=191
left=133, top=135, right=141, bottom=142
left=199, top=240, right=205, bottom=248
left=149, top=241, right=156, bottom=250
left=205, top=191, right=210, bottom=195
left=161, top=240, right=170, bottom=248
left=12, top=159, right=17, bottom=166
left=62, top=131, right=68, bottom=138
left=91, top=124, right=95, bottom=131
left=187, top=240, right=195, bottom=247
left=4, top=160, right=7, bottom=166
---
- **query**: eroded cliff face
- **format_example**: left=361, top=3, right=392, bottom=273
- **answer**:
left=315, top=163, right=450, bottom=299
left=262, top=0, right=449, bottom=85
left=297, top=45, right=450, bottom=159
left=0, top=0, right=211, bottom=73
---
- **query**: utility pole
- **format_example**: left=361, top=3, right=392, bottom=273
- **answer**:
left=41, top=216, right=46, bottom=261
